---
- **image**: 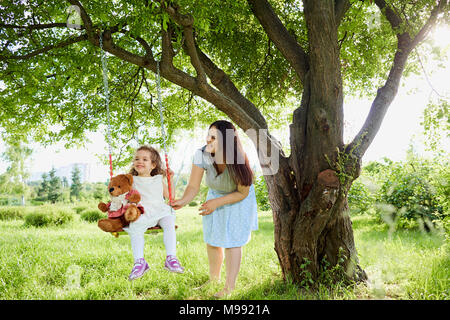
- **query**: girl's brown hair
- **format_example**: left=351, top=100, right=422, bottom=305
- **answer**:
left=129, top=145, right=166, bottom=177
left=208, top=120, right=253, bottom=186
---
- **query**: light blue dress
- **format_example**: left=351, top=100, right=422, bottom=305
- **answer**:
left=193, top=147, right=258, bottom=248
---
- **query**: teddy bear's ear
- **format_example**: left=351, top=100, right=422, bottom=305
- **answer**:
left=125, top=173, right=133, bottom=185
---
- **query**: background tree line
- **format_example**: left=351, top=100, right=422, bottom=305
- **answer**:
left=1, top=135, right=448, bottom=234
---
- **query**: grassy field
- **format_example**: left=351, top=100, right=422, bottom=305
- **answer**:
left=0, top=205, right=448, bottom=300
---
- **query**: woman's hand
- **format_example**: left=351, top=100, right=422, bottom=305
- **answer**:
left=171, top=198, right=187, bottom=210
left=199, top=199, right=219, bottom=216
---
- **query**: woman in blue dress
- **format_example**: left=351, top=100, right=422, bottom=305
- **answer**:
left=171, top=120, right=258, bottom=297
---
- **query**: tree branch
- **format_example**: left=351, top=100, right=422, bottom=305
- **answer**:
left=411, top=0, right=447, bottom=47
left=0, top=34, right=88, bottom=60
left=161, top=1, right=193, bottom=26
left=196, top=47, right=267, bottom=130
left=161, top=26, right=175, bottom=66
left=157, top=0, right=268, bottom=131
left=335, top=0, right=351, bottom=25
left=66, top=0, right=94, bottom=37
left=247, top=0, right=309, bottom=84
left=95, top=26, right=265, bottom=133
left=99, top=29, right=155, bottom=69
left=133, top=34, right=154, bottom=60
left=3, top=0, right=267, bottom=139
left=0, top=23, right=69, bottom=30
left=348, top=0, right=448, bottom=159
left=183, top=26, right=207, bottom=87
left=162, top=3, right=207, bottom=87
left=374, top=0, right=403, bottom=32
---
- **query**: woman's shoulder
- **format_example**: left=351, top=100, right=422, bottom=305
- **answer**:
left=194, top=146, right=206, bottom=157
left=193, top=146, right=211, bottom=169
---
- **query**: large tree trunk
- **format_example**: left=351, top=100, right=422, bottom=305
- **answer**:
left=265, top=164, right=367, bottom=284
left=262, top=0, right=367, bottom=284
left=265, top=98, right=367, bottom=284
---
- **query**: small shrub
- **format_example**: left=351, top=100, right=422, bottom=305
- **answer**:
left=361, top=155, right=449, bottom=231
left=73, top=205, right=90, bottom=214
left=348, top=179, right=375, bottom=214
left=80, top=209, right=105, bottom=223
left=0, top=197, right=23, bottom=206
left=0, top=206, right=27, bottom=220
left=29, top=199, right=46, bottom=206
left=0, top=197, right=8, bottom=206
left=24, top=205, right=74, bottom=227
left=254, top=175, right=271, bottom=211
left=377, top=165, right=444, bottom=230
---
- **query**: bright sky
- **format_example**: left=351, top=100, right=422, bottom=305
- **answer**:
left=1, top=26, right=449, bottom=183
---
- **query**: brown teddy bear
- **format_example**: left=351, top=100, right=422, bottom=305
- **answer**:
left=97, top=174, right=144, bottom=232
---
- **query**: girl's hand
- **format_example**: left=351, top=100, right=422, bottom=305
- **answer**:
left=168, top=168, right=174, bottom=177
left=171, top=198, right=186, bottom=210
left=199, top=199, right=219, bottom=216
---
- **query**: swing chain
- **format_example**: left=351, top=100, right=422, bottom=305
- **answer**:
left=155, top=61, right=174, bottom=204
left=99, top=32, right=114, bottom=178
left=156, top=61, right=168, bottom=153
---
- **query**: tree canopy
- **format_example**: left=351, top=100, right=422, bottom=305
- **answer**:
left=1, top=1, right=447, bottom=165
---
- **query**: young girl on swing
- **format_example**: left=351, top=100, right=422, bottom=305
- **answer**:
left=123, top=145, right=184, bottom=280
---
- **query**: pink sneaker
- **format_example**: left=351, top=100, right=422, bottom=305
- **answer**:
left=164, top=255, right=185, bottom=273
left=128, top=258, right=149, bottom=281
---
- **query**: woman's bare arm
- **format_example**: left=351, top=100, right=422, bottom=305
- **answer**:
left=171, top=164, right=204, bottom=209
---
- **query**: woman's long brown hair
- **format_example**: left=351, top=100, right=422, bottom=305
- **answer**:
left=208, top=120, right=253, bottom=186
left=129, top=145, right=166, bottom=177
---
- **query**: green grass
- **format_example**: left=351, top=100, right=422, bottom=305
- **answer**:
left=0, top=206, right=448, bottom=300
left=352, top=214, right=449, bottom=300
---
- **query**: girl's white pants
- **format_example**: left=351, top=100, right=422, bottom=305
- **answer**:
left=128, top=215, right=177, bottom=261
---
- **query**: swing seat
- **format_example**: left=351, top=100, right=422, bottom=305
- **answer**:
left=110, top=225, right=178, bottom=238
